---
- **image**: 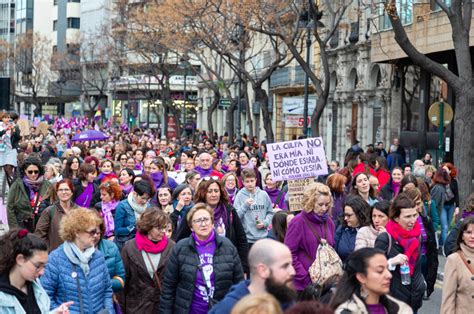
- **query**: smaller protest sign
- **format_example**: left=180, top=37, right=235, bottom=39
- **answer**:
left=267, top=137, right=328, bottom=182
left=287, top=178, right=314, bottom=212
left=37, top=122, right=49, bottom=135
left=17, top=119, right=30, bottom=136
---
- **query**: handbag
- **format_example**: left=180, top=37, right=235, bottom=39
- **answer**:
left=302, top=216, right=343, bottom=285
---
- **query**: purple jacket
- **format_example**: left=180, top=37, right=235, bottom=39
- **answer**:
left=264, top=188, right=287, bottom=210
left=284, top=210, right=335, bottom=291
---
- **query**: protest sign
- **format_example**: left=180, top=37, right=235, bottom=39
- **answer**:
left=37, top=122, right=49, bottom=135
left=267, top=137, right=328, bottom=182
left=287, top=178, right=314, bottom=212
left=17, top=119, right=30, bottom=136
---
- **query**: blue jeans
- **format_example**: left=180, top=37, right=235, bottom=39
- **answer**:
left=439, top=203, right=455, bottom=246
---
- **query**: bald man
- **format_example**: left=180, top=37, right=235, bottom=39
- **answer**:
left=209, top=239, right=296, bottom=313
left=193, top=152, right=224, bottom=179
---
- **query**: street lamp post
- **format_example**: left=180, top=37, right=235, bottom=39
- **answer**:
left=303, top=27, right=311, bottom=137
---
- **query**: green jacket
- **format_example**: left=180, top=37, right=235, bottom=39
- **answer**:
left=7, top=178, right=50, bottom=229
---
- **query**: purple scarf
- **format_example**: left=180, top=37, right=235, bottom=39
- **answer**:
left=194, top=166, right=213, bottom=178
left=101, top=201, right=119, bottom=238
left=213, top=202, right=228, bottom=236
left=264, top=187, right=286, bottom=210
left=151, top=172, right=165, bottom=189
left=190, top=230, right=216, bottom=314
left=462, top=211, right=474, bottom=219
left=391, top=181, right=401, bottom=196
left=225, top=188, right=237, bottom=204
left=75, top=182, right=94, bottom=208
left=121, top=184, right=133, bottom=195
left=22, top=176, right=44, bottom=200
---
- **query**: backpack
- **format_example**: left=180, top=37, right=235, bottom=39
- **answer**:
left=445, top=184, right=454, bottom=202
left=303, top=217, right=343, bottom=285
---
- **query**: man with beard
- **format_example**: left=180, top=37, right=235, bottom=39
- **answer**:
left=209, top=239, right=296, bottom=313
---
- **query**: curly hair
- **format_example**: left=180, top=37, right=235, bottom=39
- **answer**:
left=442, top=162, right=457, bottom=179
left=20, top=155, right=44, bottom=177
left=0, top=229, right=47, bottom=274
left=99, top=180, right=122, bottom=201
left=59, top=207, right=102, bottom=242
left=136, top=207, right=169, bottom=235
left=302, top=182, right=333, bottom=213
left=343, top=195, right=371, bottom=227
left=194, top=178, right=229, bottom=204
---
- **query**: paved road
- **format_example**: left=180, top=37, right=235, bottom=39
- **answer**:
left=419, top=254, right=446, bottom=314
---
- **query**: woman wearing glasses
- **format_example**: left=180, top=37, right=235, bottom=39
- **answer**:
left=7, top=156, right=51, bottom=232
left=160, top=203, right=244, bottom=313
left=121, top=208, right=174, bottom=312
left=0, top=229, right=73, bottom=313
left=41, top=207, right=114, bottom=313
left=114, top=180, right=154, bottom=250
left=35, top=179, right=79, bottom=251
left=173, top=178, right=249, bottom=273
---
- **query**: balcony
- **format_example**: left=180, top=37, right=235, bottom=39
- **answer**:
left=270, top=66, right=314, bottom=91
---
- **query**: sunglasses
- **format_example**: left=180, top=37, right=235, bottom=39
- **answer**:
left=27, top=170, right=39, bottom=175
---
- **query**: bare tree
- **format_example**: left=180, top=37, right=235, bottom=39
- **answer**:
left=381, top=0, right=473, bottom=206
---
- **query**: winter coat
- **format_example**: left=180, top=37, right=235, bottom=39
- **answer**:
left=114, top=199, right=138, bottom=250
left=419, top=214, right=439, bottom=297
left=172, top=203, right=249, bottom=273
left=441, top=244, right=474, bottom=314
left=35, top=203, right=80, bottom=252
left=72, top=180, right=101, bottom=209
left=98, top=239, right=126, bottom=293
left=444, top=220, right=461, bottom=257
left=352, top=163, right=377, bottom=178
left=121, top=237, right=175, bottom=313
left=331, top=192, right=345, bottom=226
left=355, top=225, right=380, bottom=250
left=41, top=244, right=114, bottom=314
left=0, top=277, right=53, bottom=314
left=424, top=200, right=440, bottom=231
left=7, top=178, right=50, bottom=230
left=334, top=225, right=358, bottom=263
left=444, top=178, right=459, bottom=207
left=208, top=280, right=250, bottom=314
left=379, top=180, right=397, bottom=201
left=376, top=168, right=391, bottom=190
left=374, top=232, right=426, bottom=311
left=234, top=187, right=274, bottom=243
left=430, top=183, right=446, bottom=217
left=159, top=235, right=244, bottom=313
left=284, top=210, right=335, bottom=291
left=335, top=293, right=413, bottom=314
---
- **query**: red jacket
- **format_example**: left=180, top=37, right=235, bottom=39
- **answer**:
left=376, top=169, right=391, bottom=191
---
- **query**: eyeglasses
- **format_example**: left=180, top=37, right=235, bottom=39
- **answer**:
left=192, top=217, right=211, bottom=226
left=28, top=260, right=46, bottom=272
left=27, top=170, right=39, bottom=175
left=84, top=229, right=101, bottom=237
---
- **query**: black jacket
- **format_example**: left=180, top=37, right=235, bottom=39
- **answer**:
left=72, top=179, right=101, bottom=208
left=159, top=235, right=244, bottom=314
left=172, top=203, right=249, bottom=273
left=374, top=232, right=426, bottom=311
left=420, top=214, right=438, bottom=297
left=379, top=179, right=396, bottom=201
left=444, top=178, right=459, bottom=207
left=444, top=220, right=461, bottom=257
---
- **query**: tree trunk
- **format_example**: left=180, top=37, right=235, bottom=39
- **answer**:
left=452, top=88, right=473, bottom=208
left=244, top=86, right=253, bottom=138
left=207, top=91, right=220, bottom=140
left=254, top=86, right=274, bottom=143
left=226, top=100, right=237, bottom=144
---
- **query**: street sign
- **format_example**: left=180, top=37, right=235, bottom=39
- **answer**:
left=428, top=101, right=453, bottom=127
left=219, top=98, right=231, bottom=109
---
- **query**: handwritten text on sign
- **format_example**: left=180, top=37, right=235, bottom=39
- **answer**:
left=267, top=137, right=328, bottom=182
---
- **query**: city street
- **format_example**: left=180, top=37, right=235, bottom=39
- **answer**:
left=419, top=254, right=445, bottom=314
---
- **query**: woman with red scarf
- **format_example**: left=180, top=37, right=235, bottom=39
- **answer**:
left=375, top=193, right=426, bottom=312
left=121, top=207, right=175, bottom=312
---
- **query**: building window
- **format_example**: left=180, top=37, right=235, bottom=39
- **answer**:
left=431, top=0, right=451, bottom=11
left=379, top=0, right=413, bottom=30
left=54, top=0, right=58, bottom=5
left=68, top=0, right=81, bottom=2
left=67, top=18, right=80, bottom=29
left=53, top=20, right=57, bottom=31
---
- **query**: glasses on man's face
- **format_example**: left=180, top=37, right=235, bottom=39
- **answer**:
left=27, top=170, right=39, bottom=175
left=192, top=217, right=211, bottom=226
left=84, top=229, right=101, bottom=237
left=28, top=260, right=46, bottom=272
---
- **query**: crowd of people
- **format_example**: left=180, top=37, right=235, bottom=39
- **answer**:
left=0, top=110, right=473, bottom=314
